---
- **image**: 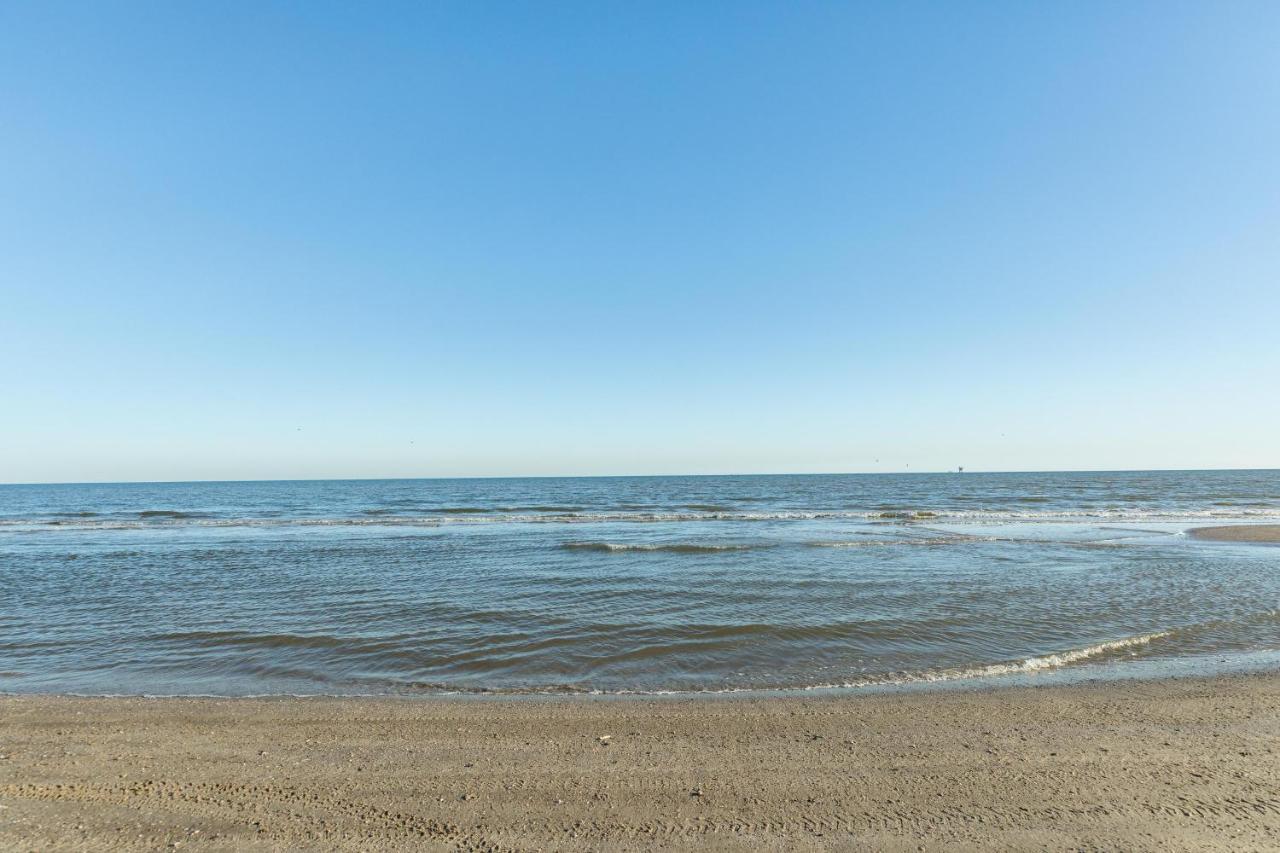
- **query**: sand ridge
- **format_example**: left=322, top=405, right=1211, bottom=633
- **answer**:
left=1189, top=524, right=1280, bottom=543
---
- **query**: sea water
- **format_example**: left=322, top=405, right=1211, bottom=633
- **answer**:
left=1, top=470, right=1278, bottom=695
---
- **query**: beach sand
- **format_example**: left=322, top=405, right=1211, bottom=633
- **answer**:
left=2, top=674, right=1279, bottom=850
left=1190, top=524, right=1280, bottom=543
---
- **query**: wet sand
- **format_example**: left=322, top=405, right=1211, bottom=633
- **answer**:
left=2, top=674, right=1279, bottom=851
left=1190, top=524, right=1280, bottom=543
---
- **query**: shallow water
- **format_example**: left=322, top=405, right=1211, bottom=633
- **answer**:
left=1, top=471, right=1278, bottom=695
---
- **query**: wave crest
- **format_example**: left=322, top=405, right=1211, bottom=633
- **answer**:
left=807, top=631, right=1173, bottom=691
left=560, top=541, right=766, bottom=554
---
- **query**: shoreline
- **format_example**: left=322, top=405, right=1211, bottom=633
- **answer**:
left=4, top=671, right=1279, bottom=849
left=7, top=645, right=1280, bottom=703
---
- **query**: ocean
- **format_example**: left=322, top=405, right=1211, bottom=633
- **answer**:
left=1, top=470, right=1278, bottom=696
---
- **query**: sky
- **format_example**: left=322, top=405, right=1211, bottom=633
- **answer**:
left=2, top=2, right=1278, bottom=483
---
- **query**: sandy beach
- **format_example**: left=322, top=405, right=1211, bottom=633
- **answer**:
left=1190, top=524, right=1280, bottom=543
left=2, top=673, right=1278, bottom=851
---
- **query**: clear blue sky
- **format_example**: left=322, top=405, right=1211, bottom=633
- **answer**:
left=2, top=2, right=1278, bottom=483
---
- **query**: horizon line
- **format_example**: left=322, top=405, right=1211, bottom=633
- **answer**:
left=2, top=466, right=1276, bottom=488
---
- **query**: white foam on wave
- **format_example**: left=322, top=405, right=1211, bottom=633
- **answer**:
left=809, top=630, right=1173, bottom=691
left=561, top=541, right=762, bottom=553
left=805, top=536, right=999, bottom=548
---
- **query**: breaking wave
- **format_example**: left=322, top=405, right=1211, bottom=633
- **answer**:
left=805, top=536, right=989, bottom=548
left=561, top=541, right=768, bottom=554
left=838, top=630, right=1173, bottom=688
